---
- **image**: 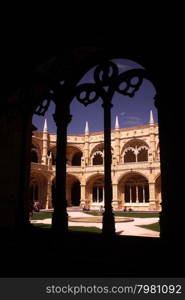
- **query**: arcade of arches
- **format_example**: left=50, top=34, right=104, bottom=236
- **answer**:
left=31, top=114, right=161, bottom=211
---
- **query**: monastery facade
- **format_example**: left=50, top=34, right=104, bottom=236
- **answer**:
left=30, top=111, right=161, bottom=211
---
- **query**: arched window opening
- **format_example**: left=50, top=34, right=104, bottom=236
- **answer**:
left=66, top=175, right=81, bottom=206
left=30, top=183, right=39, bottom=202
left=124, top=175, right=149, bottom=203
left=137, top=148, right=148, bottom=162
left=51, top=153, right=56, bottom=165
left=31, top=150, right=38, bottom=163
left=122, top=140, right=149, bottom=164
left=71, top=152, right=82, bottom=166
left=71, top=181, right=81, bottom=205
left=92, top=179, right=104, bottom=203
left=67, top=146, right=82, bottom=166
left=124, top=149, right=136, bottom=163
left=93, top=152, right=103, bottom=165
left=93, top=186, right=104, bottom=203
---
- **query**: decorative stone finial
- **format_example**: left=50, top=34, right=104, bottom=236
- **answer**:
left=85, top=121, right=89, bottom=134
left=115, top=115, right=120, bottom=130
left=43, top=118, right=48, bottom=132
left=149, top=110, right=154, bottom=125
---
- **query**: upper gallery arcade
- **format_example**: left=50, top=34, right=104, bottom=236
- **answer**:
left=30, top=111, right=161, bottom=211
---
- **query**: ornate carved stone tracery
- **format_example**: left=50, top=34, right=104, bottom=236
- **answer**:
left=32, top=59, right=154, bottom=235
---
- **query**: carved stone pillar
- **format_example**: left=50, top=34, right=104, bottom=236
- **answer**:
left=129, top=186, right=132, bottom=203
left=45, top=179, right=52, bottom=209
left=80, top=184, right=86, bottom=208
left=74, top=61, right=146, bottom=235
left=52, top=102, right=72, bottom=233
left=136, top=185, right=139, bottom=203
left=149, top=121, right=156, bottom=162
left=102, top=100, right=115, bottom=235
left=143, top=185, right=145, bottom=203
left=115, top=130, right=120, bottom=163
left=84, top=134, right=89, bottom=166
left=121, top=186, right=125, bottom=209
left=112, top=183, right=118, bottom=209
left=149, top=182, right=156, bottom=210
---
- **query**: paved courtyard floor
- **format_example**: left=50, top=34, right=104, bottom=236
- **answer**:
left=31, top=210, right=159, bottom=238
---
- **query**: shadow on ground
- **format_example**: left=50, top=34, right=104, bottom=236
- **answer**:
left=1, top=226, right=184, bottom=277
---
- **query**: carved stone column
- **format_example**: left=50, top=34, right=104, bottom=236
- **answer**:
left=45, top=179, right=52, bottom=209
left=16, top=111, right=33, bottom=228
left=74, top=61, right=146, bottom=235
left=122, top=187, right=125, bottom=208
left=102, top=100, right=115, bottom=235
left=112, top=183, right=118, bottom=209
left=52, top=102, right=72, bottom=233
left=115, top=129, right=120, bottom=163
left=149, top=182, right=156, bottom=210
left=136, top=185, right=139, bottom=203
left=80, top=184, right=86, bottom=208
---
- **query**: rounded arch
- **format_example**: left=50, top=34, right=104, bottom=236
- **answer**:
left=121, top=139, right=149, bottom=154
left=117, top=171, right=149, bottom=184
left=90, top=143, right=104, bottom=166
left=86, top=172, right=104, bottom=185
left=121, top=139, right=149, bottom=163
left=86, top=173, right=104, bottom=205
left=67, top=145, right=83, bottom=166
left=154, top=173, right=161, bottom=182
left=90, top=143, right=104, bottom=157
left=31, top=150, right=38, bottom=163
left=71, top=152, right=82, bottom=166
left=31, top=142, right=41, bottom=163
left=90, top=143, right=113, bottom=165
left=30, top=172, right=48, bottom=209
left=51, top=174, right=82, bottom=207
left=118, top=172, right=149, bottom=206
left=66, top=173, right=81, bottom=206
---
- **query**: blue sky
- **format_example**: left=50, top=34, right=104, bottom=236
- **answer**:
left=33, top=59, right=158, bottom=134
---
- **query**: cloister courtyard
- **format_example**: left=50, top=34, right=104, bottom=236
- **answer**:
left=31, top=208, right=160, bottom=238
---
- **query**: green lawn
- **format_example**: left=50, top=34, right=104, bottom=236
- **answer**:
left=31, top=212, right=52, bottom=220
left=137, top=222, right=160, bottom=232
left=85, top=211, right=159, bottom=218
left=31, top=211, right=159, bottom=220
left=32, top=223, right=101, bottom=233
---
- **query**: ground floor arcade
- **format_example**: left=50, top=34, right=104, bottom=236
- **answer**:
left=30, top=170, right=161, bottom=211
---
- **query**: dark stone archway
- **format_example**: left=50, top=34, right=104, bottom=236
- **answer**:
left=0, top=24, right=185, bottom=278
left=71, top=181, right=80, bottom=206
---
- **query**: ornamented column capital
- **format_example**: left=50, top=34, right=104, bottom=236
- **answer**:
left=53, top=107, right=72, bottom=128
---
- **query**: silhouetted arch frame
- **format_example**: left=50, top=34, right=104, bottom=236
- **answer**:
left=73, top=62, right=149, bottom=107
left=33, top=58, right=158, bottom=117
left=32, top=55, right=158, bottom=235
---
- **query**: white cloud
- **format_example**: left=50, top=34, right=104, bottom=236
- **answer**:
left=120, top=111, right=126, bottom=116
left=121, top=115, right=143, bottom=126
